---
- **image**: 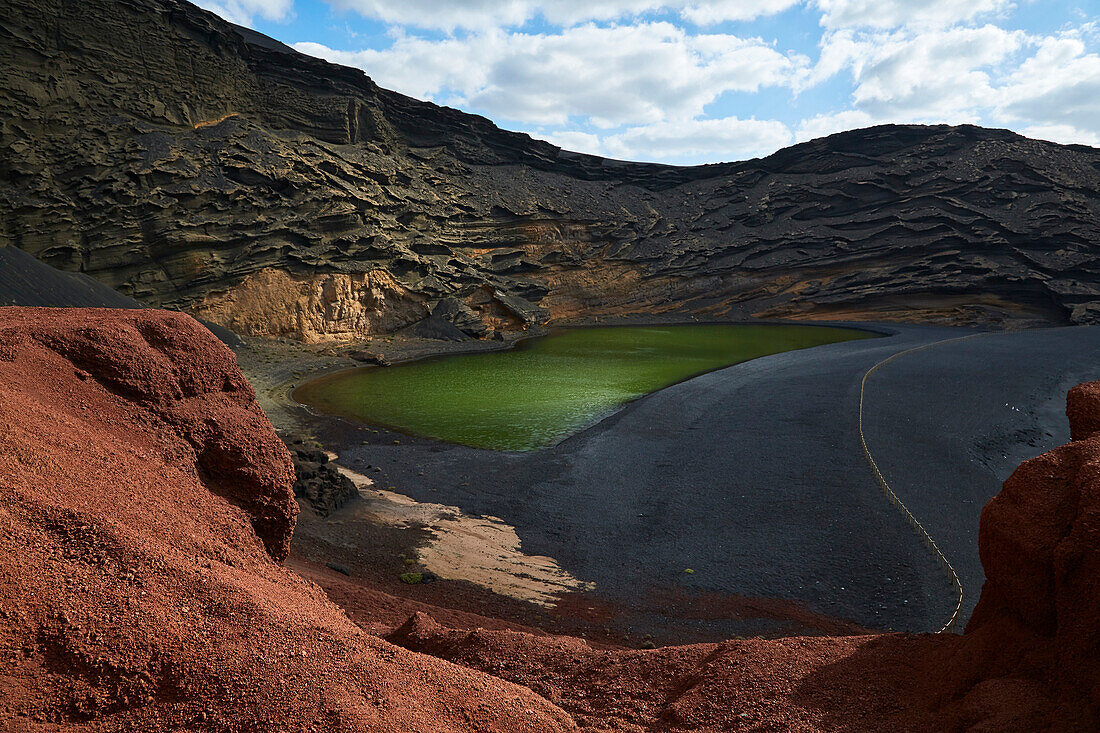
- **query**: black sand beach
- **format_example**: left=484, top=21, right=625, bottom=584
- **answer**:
left=289, top=323, right=1100, bottom=643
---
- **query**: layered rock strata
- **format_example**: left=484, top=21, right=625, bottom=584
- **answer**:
left=3, top=0, right=1100, bottom=338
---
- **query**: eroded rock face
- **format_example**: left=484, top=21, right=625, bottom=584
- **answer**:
left=966, top=381, right=1100, bottom=717
left=0, top=307, right=575, bottom=731
left=192, top=268, right=427, bottom=342
left=3, top=0, right=1100, bottom=336
left=9, top=308, right=299, bottom=559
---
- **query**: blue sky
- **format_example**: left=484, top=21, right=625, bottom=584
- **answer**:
left=197, top=0, right=1100, bottom=164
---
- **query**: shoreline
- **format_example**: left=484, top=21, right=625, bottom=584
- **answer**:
left=250, top=314, right=902, bottom=432
left=289, top=319, right=889, bottom=452
left=236, top=317, right=1091, bottom=647
left=233, top=316, right=922, bottom=646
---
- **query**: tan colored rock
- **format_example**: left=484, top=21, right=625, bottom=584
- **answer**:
left=193, top=267, right=428, bottom=342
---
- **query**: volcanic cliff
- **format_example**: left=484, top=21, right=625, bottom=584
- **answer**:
left=3, top=0, right=1100, bottom=340
left=1, top=306, right=1097, bottom=730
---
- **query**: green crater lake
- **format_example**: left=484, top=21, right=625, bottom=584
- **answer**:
left=295, top=324, right=875, bottom=451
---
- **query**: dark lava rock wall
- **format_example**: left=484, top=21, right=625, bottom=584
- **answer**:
left=3, top=0, right=1100, bottom=336
left=286, top=440, right=359, bottom=517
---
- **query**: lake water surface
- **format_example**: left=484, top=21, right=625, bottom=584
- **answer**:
left=294, top=324, right=875, bottom=450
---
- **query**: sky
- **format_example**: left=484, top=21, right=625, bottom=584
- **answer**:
left=195, top=0, right=1100, bottom=165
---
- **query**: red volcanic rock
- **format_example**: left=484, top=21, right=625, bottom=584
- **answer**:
left=0, top=307, right=573, bottom=732
left=966, top=380, right=1100, bottom=721
left=1067, top=381, right=1100, bottom=441
left=14, top=307, right=300, bottom=560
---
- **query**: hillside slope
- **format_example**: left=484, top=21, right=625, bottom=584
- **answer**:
left=3, top=0, right=1100, bottom=338
left=0, top=308, right=575, bottom=731
left=0, top=245, right=143, bottom=308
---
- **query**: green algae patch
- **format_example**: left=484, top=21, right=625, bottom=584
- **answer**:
left=295, top=324, right=874, bottom=451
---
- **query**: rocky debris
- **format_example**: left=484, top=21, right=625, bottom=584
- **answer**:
left=396, top=313, right=472, bottom=341
left=0, top=306, right=575, bottom=732
left=3, top=0, right=1100, bottom=336
left=285, top=439, right=359, bottom=516
left=347, top=350, right=391, bottom=365
left=432, top=297, right=490, bottom=338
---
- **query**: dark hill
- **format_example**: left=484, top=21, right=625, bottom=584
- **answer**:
left=0, top=245, right=143, bottom=308
left=2, top=0, right=1100, bottom=338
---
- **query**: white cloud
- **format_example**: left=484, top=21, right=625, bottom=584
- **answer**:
left=679, top=0, right=802, bottom=26
left=289, top=1, right=1100, bottom=163
left=795, top=110, right=875, bottom=141
left=539, top=130, right=607, bottom=156
left=600, top=117, right=793, bottom=162
left=325, top=0, right=531, bottom=31
left=813, top=0, right=1013, bottom=30
left=808, top=25, right=1025, bottom=121
left=995, top=34, right=1100, bottom=136
left=296, top=23, right=805, bottom=127
left=1017, top=124, right=1100, bottom=148
left=325, top=0, right=801, bottom=32
left=194, top=0, right=293, bottom=26
left=799, top=21, right=1100, bottom=148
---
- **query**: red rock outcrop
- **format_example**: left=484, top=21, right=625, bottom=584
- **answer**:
left=0, top=307, right=573, bottom=731
left=962, top=379, right=1100, bottom=721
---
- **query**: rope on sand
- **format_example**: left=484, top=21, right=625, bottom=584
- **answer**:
left=857, top=334, right=982, bottom=634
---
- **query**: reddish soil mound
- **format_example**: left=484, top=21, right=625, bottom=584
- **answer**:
left=2, top=306, right=1097, bottom=731
left=0, top=308, right=573, bottom=731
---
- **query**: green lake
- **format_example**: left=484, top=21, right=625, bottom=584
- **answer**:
left=294, top=324, right=875, bottom=451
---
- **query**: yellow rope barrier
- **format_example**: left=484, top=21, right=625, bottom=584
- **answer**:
left=857, top=334, right=982, bottom=634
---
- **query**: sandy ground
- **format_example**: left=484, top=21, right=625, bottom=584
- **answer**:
left=326, top=455, right=594, bottom=606
left=237, top=319, right=1100, bottom=645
